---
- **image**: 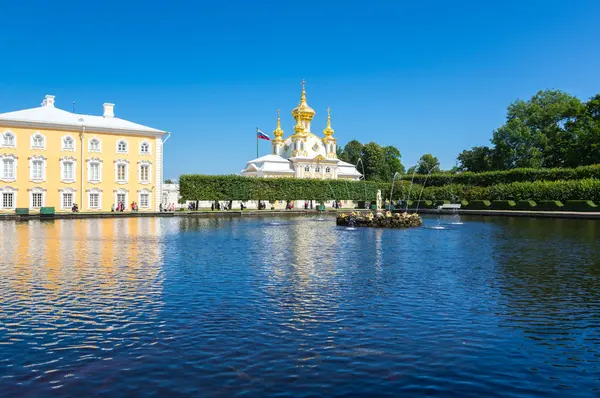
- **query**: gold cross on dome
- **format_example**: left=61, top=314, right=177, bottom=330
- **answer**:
left=301, top=79, right=306, bottom=89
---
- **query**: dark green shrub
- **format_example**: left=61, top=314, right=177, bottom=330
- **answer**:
left=563, top=200, right=598, bottom=212
left=490, top=200, right=516, bottom=210
left=514, top=200, right=537, bottom=210
left=464, top=200, right=491, bottom=210
left=535, top=200, right=564, bottom=211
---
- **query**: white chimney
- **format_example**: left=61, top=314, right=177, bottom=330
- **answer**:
left=103, top=103, right=115, bottom=118
left=42, top=95, right=55, bottom=108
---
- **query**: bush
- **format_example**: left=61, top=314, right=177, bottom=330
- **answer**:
left=514, top=200, right=537, bottom=210
left=490, top=200, right=516, bottom=210
left=563, top=200, right=598, bottom=212
left=464, top=200, right=491, bottom=210
left=535, top=200, right=564, bottom=211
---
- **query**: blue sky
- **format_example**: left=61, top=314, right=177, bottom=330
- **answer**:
left=1, top=0, right=599, bottom=178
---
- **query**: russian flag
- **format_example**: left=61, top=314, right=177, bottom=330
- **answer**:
left=257, top=128, right=270, bottom=141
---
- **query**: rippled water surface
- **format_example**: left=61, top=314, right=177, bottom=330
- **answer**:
left=1, top=215, right=599, bottom=397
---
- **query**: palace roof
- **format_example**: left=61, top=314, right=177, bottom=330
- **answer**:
left=0, top=95, right=168, bottom=136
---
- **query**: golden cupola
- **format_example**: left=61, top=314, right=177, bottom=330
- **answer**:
left=323, top=107, right=335, bottom=138
left=272, top=110, right=284, bottom=142
left=291, top=80, right=316, bottom=123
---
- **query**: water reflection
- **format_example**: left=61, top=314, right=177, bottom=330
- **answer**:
left=0, top=215, right=599, bottom=397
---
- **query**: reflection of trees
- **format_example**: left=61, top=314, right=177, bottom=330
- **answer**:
left=490, top=217, right=600, bottom=362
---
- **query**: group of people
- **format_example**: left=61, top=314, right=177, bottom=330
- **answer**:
left=111, top=202, right=138, bottom=212
left=160, top=203, right=176, bottom=212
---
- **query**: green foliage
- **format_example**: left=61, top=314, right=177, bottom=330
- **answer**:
left=534, top=200, right=564, bottom=211
left=336, top=140, right=404, bottom=181
left=490, top=200, right=516, bottom=210
left=457, top=146, right=494, bottom=172
left=179, top=174, right=397, bottom=202
left=415, top=154, right=440, bottom=174
left=164, top=179, right=173, bottom=184
left=514, top=200, right=537, bottom=210
left=405, top=164, right=600, bottom=187
left=464, top=200, right=491, bottom=210
left=563, top=200, right=598, bottom=212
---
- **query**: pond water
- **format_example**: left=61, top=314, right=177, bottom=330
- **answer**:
left=0, top=215, right=599, bottom=397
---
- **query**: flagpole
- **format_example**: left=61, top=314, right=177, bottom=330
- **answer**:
left=256, top=127, right=259, bottom=158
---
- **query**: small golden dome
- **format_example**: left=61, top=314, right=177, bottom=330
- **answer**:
left=292, top=80, right=315, bottom=121
left=273, top=110, right=284, bottom=138
left=323, top=107, right=335, bottom=137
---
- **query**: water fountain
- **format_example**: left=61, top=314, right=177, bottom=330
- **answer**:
left=389, top=172, right=403, bottom=209
left=356, top=158, right=368, bottom=207
left=404, top=167, right=419, bottom=211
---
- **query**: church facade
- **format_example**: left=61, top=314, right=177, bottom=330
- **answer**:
left=241, top=83, right=361, bottom=180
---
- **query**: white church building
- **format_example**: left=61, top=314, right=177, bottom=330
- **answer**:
left=241, top=82, right=361, bottom=180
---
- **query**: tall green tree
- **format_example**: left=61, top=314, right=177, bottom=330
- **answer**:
left=338, top=140, right=364, bottom=166
left=457, top=146, right=494, bottom=172
left=491, top=90, right=584, bottom=169
left=361, top=142, right=386, bottom=181
left=415, top=154, right=440, bottom=174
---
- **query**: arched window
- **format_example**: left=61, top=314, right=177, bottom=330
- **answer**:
left=89, top=138, right=101, bottom=152
left=117, top=140, right=128, bottom=153
left=140, top=141, right=150, bottom=154
left=325, top=167, right=331, bottom=173
left=3, top=132, right=15, bottom=147
left=62, top=136, right=75, bottom=151
left=31, top=133, right=44, bottom=149
left=304, top=165, right=310, bottom=172
left=315, top=166, right=321, bottom=173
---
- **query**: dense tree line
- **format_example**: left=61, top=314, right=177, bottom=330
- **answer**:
left=336, top=140, right=405, bottom=181
left=457, top=90, right=600, bottom=172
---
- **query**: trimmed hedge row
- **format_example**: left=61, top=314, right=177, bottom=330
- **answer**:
left=454, top=200, right=598, bottom=211
left=406, top=164, right=600, bottom=187
left=180, top=175, right=600, bottom=205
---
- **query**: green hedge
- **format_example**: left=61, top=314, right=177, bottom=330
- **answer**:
left=407, top=164, right=600, bottom=187
left=535, top=200, right=564, bottom=211
left=514, top=200, right=537, bottom=210
left=463, top=200, right=491, bottom=210
left=490, top=200, right=516, bottom=210
left=180, top=175, right=600, bottom=205
left=563, top=200, right=598, bottom=212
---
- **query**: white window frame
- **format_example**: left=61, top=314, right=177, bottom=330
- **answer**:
left=59, top=188, right=76, bottom=210
left=60, top=156, right=77, bottom=183
left=28, top=187, right=46, bottom=210
left=2, top=131, right=16, bottom=148
left=116, top=139, right=128, bottom=154
left=29, top=155, right=47, bottom=182
left=114, top=189, right=129, bottom=208
left=87, top=188, right=102, bottom=210
left=86, top=157, right=103, bottom=184
left=88, top=137, right=102, bottom=153
left=0, top=154, right=18, bottom=182
left=138, top=161, right=152, bottom=185
left=61, top=135, right=76, bottom=152
left=114, top=159, right=129, bottom=184
left=138, top=189, right=152, bottom=209
left=30, top=132, right=46, bottom=150
left=325, top=166, right=331, bottom=173
left=304, top=165, right=310, bottom=172
left=0, top=186, right=17, bottom=210
left=139, top=140, right=151, bottom=155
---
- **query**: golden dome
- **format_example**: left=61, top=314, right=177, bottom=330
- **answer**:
left=291, top=80, right=315, bottom=121
left=273, top=110, right=284, bottom=139
left=323, top=107, right=335, bottom=137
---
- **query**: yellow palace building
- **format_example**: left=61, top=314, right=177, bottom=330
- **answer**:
left=0, top=95, right=169, bottom=213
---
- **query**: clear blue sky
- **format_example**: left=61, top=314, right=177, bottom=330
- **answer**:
left=1, top=0, right=599, bottom=178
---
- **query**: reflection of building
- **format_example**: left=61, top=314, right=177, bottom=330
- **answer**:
left=0, top=95, right=170, bottom=212
left=241, top=82, right=361, bottom=180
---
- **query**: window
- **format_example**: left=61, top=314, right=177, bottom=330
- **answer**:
left=89, top=193, right=99, bottom=208
left=2, top=192, right=14, bottom=209
left=3, top=132, right=15, bottom=147
left=117, top=140, right=128, bottom=153
left=140, top=165, right=149, bottom=182
left=140, top=193, right=149, bottom=208
left=117, top=164, right=126, bottom=181
left=315, top=166, right=321, bottom=172
left=32, top=160, right=43, bottom=180
left=140, top=141, right=150, bottom=154
left=62, top=136, right=74, bottom=151
left=326, top=167, right=331, bottom=173
left=32, top=134, right=44, bottom=149
left=90, top=163, right=100, bottom=181
left=304, top=166, right=310, bottom=172
left=32, top=193, right=42, bottom=208
left=2, top=159, right=15, bottom=179
left=117, top=193, right=126, bottom=204
left=63, top=162, right=74, bottom=181
left=62, top=193, right=73, bottom=208
left=89, top=138, right=100, bottom=152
